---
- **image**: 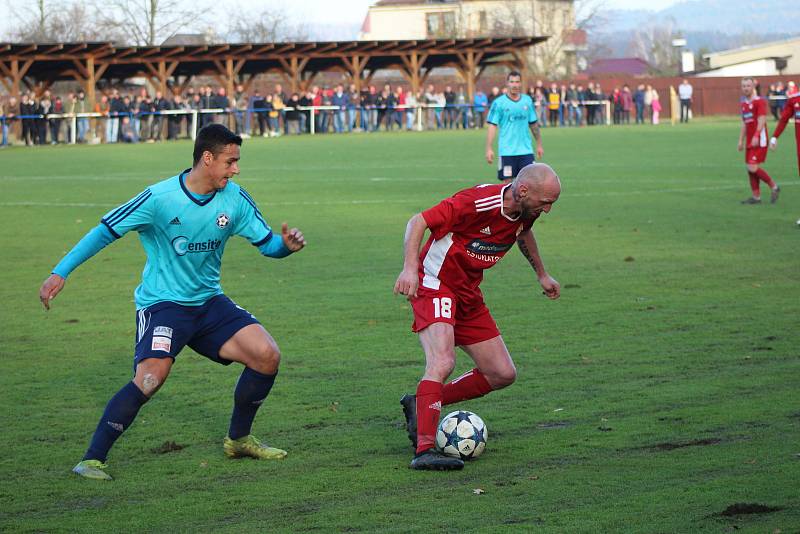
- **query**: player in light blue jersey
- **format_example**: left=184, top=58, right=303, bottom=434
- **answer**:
left=485, top=70, right=544, bottom=182
left=39, top=124, right=306, bottom=480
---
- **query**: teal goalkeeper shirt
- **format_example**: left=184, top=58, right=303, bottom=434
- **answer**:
left=486, top=94, right=538, bottom=157
left=97, top=170, right=274, bottom=309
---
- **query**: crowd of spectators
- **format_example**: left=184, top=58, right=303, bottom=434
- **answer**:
left=767, top=80, right=799, bottom=120
left=3, top=78, right=797, bottom=147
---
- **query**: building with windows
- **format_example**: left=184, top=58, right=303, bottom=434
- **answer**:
left=359, top=0, right=585, bottom=77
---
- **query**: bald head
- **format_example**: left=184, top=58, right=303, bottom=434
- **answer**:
left=510, top=163, right=561, bottom=216
left=515, top=163, right=561, bottom=195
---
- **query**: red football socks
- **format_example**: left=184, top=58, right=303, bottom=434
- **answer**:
left=415, top=380, right=443, bottom=454
left=747, top=172, right=760, bottom=198
left=755, top=168, right=776, bottom=189
left=442, top=368, right=493, bottom=405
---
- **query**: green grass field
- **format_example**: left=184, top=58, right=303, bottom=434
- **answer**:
left=1, top=120, right=799, bottom=533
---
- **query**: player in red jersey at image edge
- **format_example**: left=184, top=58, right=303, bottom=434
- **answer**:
left=394, top=162, right=561, bottom=470
left=738, top=77, right=780, bottom=205
left=769, top=86, right=800, bottom=225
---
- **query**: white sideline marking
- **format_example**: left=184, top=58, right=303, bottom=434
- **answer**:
left=3, top=181, right=798, bottom=209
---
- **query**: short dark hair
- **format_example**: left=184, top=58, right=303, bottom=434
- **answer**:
left=193, top=124, right=242, bottom=166
left=507, top=70, right=522, bottom=81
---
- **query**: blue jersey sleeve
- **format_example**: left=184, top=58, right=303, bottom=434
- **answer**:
left=257, top=233, right=291, bottom=258
left=52, top=224, right=117, bottom=278
left=235, top=187, right=273, bottom=246
left=527, top=96, right=538, bottom=123
left=486, top=99, right=502, bottom=125
left=100, top=188, right=155, bottom=238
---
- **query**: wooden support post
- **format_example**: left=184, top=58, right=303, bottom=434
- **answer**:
left=0, top=61, right=13, bottom=95
left=241, top=74, right=256, bottom=94
left=455, top=51, right=482, bottom=103
left=278, top=56, right=309, bottom=94
left=178, top=75, right=194, bottom=94
left=511, top=50, right=530, bottom=93
left=85, top=56, right=96, bottom=108
left=225, top=58, right=235, bottom=99
left=343, top=54, right=367, bottom=93
left=400, top=52, right=427, bottom=96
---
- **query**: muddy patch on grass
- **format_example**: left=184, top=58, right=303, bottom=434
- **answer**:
left=303, top=421, right=329, bottom=430
left=536, top=421, right=571, bottom=430
left=640, top=437, right=722, bottom=451
left=717, top=503, right=783, bottom=516
left=151, top=440, right=185, bottom=454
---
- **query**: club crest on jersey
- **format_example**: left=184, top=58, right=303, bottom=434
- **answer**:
left=216, top=213, right=230, bottom=229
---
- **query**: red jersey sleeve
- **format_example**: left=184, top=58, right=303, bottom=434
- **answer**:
left=754, top=98, right=767, bottom=118
left=421, top=194, right=471, bottom=240
left=773, top=97, right=795, bottom=139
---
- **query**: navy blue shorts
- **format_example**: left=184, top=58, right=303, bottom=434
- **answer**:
left=497, top=154, right=535, bottom=180
left=134, top=294, right=261, bottom=367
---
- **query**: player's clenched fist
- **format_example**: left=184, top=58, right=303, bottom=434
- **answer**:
left=394, top=267, right=419, bottom=298
left=539, top=274, right=560, bottom=300
left=281, top=222, right=306, bottom=252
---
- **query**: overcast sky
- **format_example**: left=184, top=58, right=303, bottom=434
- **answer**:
left=2, top=0, right=684, bottom=40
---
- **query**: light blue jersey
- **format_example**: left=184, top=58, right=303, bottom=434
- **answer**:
left=100, top=170, right=273, bottom=308
left=486, top=94, right=538, bottom=156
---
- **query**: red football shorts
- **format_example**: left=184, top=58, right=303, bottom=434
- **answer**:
left=410, top=284, right=500, bottom=346
left=746, top=146, right=767, bottom=164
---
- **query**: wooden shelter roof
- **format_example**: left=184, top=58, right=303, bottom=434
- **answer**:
left=0, top=37, right=546, bottom=84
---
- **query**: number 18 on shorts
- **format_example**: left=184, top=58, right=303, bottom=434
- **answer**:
left=410, top=287, right=500, bottom=346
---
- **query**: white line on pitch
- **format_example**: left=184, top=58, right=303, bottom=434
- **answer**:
left=3, top=181, right=798, bottom=209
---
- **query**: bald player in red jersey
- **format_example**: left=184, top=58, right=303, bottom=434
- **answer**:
left=769, top=93, right=800, bottom=175
left=738, top=77, right=780, bottom=204
left=394, top=163, right=561, bottom=470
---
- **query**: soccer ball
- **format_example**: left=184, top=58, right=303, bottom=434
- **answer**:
left=436, top=410, right=487, bottom=460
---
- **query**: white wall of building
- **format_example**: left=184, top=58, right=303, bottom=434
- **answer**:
left=360, top=0, right=578, bottom=76
left=703, top=37, right=800, bottom=76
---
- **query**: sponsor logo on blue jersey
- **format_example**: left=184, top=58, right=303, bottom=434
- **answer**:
left=172, top=236, right=222, bottom=256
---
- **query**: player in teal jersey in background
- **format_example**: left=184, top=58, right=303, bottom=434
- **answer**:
left=485, top=71, right=544, bottom=182
left=39, top=124, right=306, bottom=480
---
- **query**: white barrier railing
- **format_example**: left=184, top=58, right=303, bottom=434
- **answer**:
left=1, top=101, right=624, bottom=147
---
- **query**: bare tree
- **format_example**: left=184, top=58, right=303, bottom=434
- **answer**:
left=92, top=0, right=206, bottom=46
left=492, top=0, right=605, bottom=78
left=227, top=8, right=309, bottom=43
left=7, top=0, right=119, bottom=42
left=629, top=18, right=682, bottom=76
left=6, top=0, right=50, bottom=42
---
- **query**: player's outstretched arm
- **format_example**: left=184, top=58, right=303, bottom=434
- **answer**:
left=39, top=224, right=118, bottom=310
left=281, top=222, right=306, bottom=252
left=771, top=100, right=794, bottom=147
left=517, top=230, right=560, bottom=300
left=39, top=274, right=65, bottom=310
left=394, top=213, right=427, bottom=298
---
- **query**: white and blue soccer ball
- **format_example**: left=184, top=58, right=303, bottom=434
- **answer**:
left=436, top=410, right=487, bottom=460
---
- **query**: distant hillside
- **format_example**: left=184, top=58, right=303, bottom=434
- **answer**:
left=591, top=0, right=798, bottom=58
left=603, top=0, right=799, bottom=34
